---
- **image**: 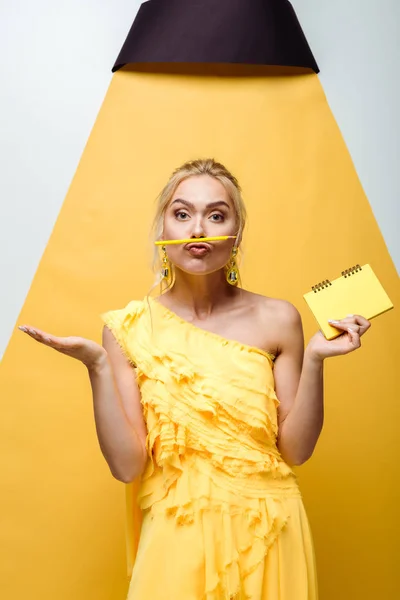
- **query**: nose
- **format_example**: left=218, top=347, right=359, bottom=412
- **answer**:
left=190, top=216, right=206, bottom=239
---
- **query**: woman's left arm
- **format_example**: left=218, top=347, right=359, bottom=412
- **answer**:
left=274, top=304, right=371, bottom=466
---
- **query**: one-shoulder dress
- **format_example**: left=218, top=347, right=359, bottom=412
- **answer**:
left=101, top=298, right=318, bottom=600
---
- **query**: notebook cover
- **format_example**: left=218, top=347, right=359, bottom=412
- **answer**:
left=303, top=264, right=394, bottom=340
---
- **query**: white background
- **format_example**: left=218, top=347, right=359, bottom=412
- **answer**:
left=0, top=0, right=399, bottom=358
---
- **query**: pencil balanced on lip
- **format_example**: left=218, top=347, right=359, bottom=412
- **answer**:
left=155, top=236, right=237, bottom=246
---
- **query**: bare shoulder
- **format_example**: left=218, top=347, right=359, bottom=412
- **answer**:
left=240, top=289, right=301, bottom=324
left=238, top=290, right=303, bottom=357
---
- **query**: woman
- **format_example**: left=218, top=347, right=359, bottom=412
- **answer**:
left=19, top=158, right=371, bottom=599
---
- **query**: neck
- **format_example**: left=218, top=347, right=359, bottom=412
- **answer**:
left=164, top=269, right=237, bottom=318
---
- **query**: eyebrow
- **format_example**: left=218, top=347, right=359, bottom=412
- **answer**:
left=171, top=198, right=230, bottom=210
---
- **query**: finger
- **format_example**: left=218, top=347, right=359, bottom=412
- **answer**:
left=329, top=316, right=360, bottom=326
left=350, top=314, right=371, bottom=334
left=329, top=315, right=370, bottom=324
left=328, top=315, right=358, bottom=327
left=19, top=326, right=45, bottom=339
left=337, top=316, right=370, bottom=336
left=333, top=323, right=362, bottom=347
left=328, top=320, right=361, bottom=331
left=328, top=321, right=363, bottom=338
left=19, top=326, right=57, bottom=346
left=346, top=326, right=361, bottom=348
left=328, top=315, right=370, bottom=335
left=328, top=317, right=354, bottom=326
left=343, top=314, right=370, bottom=329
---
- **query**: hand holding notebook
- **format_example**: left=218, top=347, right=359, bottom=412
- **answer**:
left=303, top=264, right=394, bottom=340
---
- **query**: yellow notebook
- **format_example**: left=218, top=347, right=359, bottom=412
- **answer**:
left=303, top=264, right=394, bottom=340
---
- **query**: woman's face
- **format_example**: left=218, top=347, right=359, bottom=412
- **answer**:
left=162, top=175, right=238, bottom=277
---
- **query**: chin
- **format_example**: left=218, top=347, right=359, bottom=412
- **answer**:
left=175, top=261, right=224, bottom=277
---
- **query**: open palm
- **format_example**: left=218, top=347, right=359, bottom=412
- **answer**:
left=19, top=325, right=107, bottom=369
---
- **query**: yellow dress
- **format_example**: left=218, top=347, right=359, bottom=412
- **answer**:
left=102, top=298, right=318, bottom=600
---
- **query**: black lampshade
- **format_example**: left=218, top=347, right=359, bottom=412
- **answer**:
left=112, top=0, right=319, bottom=73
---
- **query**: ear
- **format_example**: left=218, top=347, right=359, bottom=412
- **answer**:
left=235, top=229, right=243, bottom=248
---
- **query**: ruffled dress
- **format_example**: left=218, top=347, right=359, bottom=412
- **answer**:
left=101, top=298, right=318, bottom=600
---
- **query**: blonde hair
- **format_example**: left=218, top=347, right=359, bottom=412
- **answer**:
left=151, top=158, right=247, bottom=281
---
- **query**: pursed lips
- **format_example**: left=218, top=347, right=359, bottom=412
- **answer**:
left=185, top=242, right=212, bottom=250
left=184, top=241, right=212, bottom=256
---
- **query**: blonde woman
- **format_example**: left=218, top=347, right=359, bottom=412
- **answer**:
left=19, top=159, right=371, bottom=599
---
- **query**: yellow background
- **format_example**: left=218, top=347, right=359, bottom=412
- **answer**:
left=1, top=65, right=399, bottom=599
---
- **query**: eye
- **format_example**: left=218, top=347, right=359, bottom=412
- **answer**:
left=209, top=213, right=225, bottom=222
left=175, top=210, right=190, bottom=220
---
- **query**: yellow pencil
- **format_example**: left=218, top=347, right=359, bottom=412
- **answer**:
left=155, top=236, right=237, bottom=246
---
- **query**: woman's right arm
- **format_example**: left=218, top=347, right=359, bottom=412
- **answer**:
left=88, top=326, right=148, bottom=483
left=18, top=320, right=147, bottom=482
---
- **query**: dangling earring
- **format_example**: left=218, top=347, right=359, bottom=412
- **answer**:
left=226, top=247, right=239, bottom=286
left=161, top=246, right=170, bottom=281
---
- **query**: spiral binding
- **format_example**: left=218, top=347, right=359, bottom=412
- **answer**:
left=311, top=280, right=332, bottom=293
left=311, top=264, right=362, bottom=293
left=341, top=264, right=362, bottom=278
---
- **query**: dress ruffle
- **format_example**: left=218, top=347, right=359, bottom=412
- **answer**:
left=101, top=298, right=302, bottom=598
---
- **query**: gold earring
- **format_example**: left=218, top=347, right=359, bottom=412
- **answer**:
left=226, top=247, right=239, bottom=286
left=161, top=246, right=170, bottom=281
